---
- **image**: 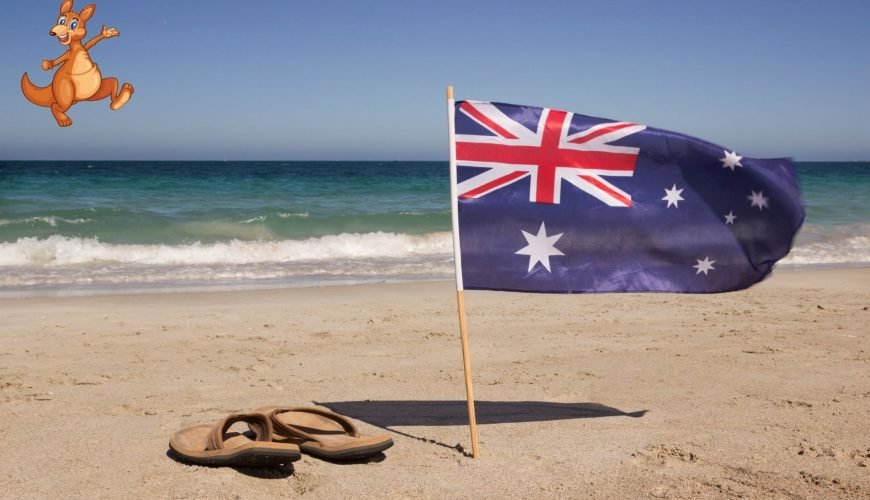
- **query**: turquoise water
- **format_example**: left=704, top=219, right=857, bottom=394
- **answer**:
left=0, top=162, right=450, bottom=244
left=784, top=162, right=869, bottom=267
left=797, top=162, right=869, bottom=225
left=0, top=161, right=867, bottom=294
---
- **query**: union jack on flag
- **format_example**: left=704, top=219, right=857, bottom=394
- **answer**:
left=456, top=101, right=645, bottom=206
left=449, top=99, right=804, bottom=294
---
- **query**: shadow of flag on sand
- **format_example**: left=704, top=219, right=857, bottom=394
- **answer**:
left=318, top=400, right=646, bottom=428
left=318, top=400, right=646, bottom=457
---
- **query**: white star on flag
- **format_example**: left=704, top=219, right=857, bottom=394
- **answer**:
left=720, top=150, right=743, bottom=171
left=748, top=190, right=769, bottom=211
left=515, top=222, right=564, bottom=273
left=693, top=257, right=716, bottom=275
left=662, top=184, right=684, bottom=208
left=724, top=211, right=737, bottom=224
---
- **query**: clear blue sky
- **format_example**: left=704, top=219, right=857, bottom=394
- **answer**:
left=2, top=0, right=869, bottom=160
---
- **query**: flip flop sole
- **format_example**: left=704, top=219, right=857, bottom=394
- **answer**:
left=300, top=438, right=394, bottom=461
left=169, top=442, right=302, bottom=467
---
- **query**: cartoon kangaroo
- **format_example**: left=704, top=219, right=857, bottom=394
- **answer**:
left=20, top=0, right=134, bottom=127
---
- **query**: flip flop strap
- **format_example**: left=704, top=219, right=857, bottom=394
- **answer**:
left=269, top=407, right=360, bottom=443
left=206, top=412, right=273, bottom=451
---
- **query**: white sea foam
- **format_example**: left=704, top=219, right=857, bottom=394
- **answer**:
left=239, top=216, right=268, bottom=223
left=0, top=232, right=453, bottom=267
left=0, top=232, right=455, bottom=293
left=239, top=212, right=310, bottom=223
left=780, top=224, right=870, bottom=266
left=0, top=216, right=92, bottom=227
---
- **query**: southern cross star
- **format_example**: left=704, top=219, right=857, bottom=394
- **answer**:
left=748, top=190, right=769, bottom=211
left=662, top=184, right=684, bottom=208
left=693, top=256, right=716, bottom=275
left=720, top=150, right=743, bottom=171
left=515, top=222, right=564, bottom=273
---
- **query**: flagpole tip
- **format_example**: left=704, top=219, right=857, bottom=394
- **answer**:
left=447, top=86, right=454, bottom=100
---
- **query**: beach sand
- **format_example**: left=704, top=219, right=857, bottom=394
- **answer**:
left=1, top=268, right=868, bottom=498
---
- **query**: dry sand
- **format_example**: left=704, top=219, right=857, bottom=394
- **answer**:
left=1, top=268, right=868, bottom=498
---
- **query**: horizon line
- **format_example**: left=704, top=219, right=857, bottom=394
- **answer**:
left=2, top=158, right=869, bottom=163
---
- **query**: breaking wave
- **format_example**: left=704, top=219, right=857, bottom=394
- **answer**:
left=0, top=216, right=93, bottom=227
left=779, top=223, right=870, bottom=267
left=0, top=223, right=866, bottom=294
left=0, top=232, right=453, bottom=266
left=0, top=232, right=455, bottom=294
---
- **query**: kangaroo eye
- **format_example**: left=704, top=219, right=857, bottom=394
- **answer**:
left=70, top=20, right=78, bottom=30
left=58, top=16, right=66, bottom=25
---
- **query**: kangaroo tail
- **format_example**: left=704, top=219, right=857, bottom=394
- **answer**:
left=21, top=73, right=53, bottom=107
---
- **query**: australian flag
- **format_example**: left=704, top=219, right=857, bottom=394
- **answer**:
left=451, top=100, right=805, bottom=293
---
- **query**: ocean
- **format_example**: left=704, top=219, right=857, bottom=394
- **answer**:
left=0, top=161, right=867, bottom=296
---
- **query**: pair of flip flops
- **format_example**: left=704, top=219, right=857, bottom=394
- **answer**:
left=169, top=405, right=393, bottom=467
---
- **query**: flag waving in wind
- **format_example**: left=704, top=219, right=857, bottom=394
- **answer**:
left=450, top=100, right=805, bottom=294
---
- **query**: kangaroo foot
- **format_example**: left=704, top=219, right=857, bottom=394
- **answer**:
left=110, top=83, right=135, bottom=110
left=51, top=105, right=73, bottom=127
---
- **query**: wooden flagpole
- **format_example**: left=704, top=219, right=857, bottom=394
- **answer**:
left=447, top=85, right=481, bottom=458
left=455, top=289, right=480, bottom=458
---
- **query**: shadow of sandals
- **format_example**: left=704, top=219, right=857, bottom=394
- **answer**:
left=316, top=400, right=647, bottom=457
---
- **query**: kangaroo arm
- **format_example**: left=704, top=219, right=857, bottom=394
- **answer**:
left=84, top=34, right=106, bottom=50
left=45, top=52, right=70, bottom=70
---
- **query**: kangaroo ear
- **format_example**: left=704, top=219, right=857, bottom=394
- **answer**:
left=79, top=4, right=96, bottom=22
left=60, top=0, right=73, bottom=14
